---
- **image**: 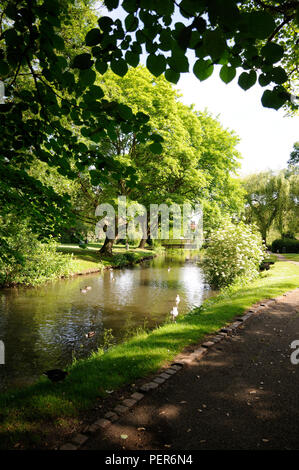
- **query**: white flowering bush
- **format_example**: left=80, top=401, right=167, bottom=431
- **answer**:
left=203, top=221, right=265, bottom=288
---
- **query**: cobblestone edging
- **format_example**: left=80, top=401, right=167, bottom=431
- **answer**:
left=59, top=294, right=288, bottom=450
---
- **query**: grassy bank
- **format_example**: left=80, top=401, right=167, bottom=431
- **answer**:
left=58, top=243, right=156, bottom=273
left=0, top=260, right=298, bottom=449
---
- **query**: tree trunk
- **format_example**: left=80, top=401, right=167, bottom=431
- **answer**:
left=138, top=214, right=149, bottom=248
left=99, top=219, right=118, bottom=256
left=138, top=237, right=147, bottom=249
left=99, top=236, right=115, bottom=256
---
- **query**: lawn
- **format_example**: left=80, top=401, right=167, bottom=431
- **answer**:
left=58, top=243, right=155, bottom=273
left=0, top=260, right=298, bottom=449
left=282, top=253, right=299, bottom=262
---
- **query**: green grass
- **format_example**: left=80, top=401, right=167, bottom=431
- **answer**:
left=57, top=243, right=155, bottom=273
left=281, top=253, right=299, bottom=262
left=264, top=253, right=278, bottom=263
left=0, top=260, right=299, bottom=449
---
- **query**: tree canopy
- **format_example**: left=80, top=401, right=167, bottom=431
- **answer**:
left=288, top=142, right=299, bottom=167
left=243, top=169, right=299, bottom=243
left=0, top=0, right=297, bottom=252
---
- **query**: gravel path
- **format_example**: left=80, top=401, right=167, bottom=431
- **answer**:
left=82, top=289, right=299, bottom=451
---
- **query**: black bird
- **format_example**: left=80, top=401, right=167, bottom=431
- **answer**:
left=44, top=369, right=68, bottom=383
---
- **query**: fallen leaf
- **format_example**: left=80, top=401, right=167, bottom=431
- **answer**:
left=180, top=400, right=187, bottom=404
left=121, top=434, right=128, bottom=440
left=137, top=427, right=146, bottom=431
left=164, top=444, right=171, bottom=448
left=262, top=439, right=270, bottom=443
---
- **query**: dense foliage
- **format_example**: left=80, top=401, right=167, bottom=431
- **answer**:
left=203, top=220, right=265, bottom=288
left=0, top=0, right=298, bottom=240
left=272, top=237, right=299, bottom=253
left=243, top=169, right=299, bottom=243
left=288, top=142, right=299, bottom=167
left=0, top=218, right=74, bottom=286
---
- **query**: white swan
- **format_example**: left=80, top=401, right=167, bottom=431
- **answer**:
left=170, top=306, right=179, bottom=321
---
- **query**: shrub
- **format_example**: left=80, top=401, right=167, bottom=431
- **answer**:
left=272, top=238, right=299, bottom=253
left=203, top=220, right=265, bottom=288
left=0, top=219, right=74, bottom=286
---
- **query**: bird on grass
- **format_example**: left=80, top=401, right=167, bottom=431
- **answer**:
left=170, top=306, right=179, bottom=322
left=167, top=267, right=171, bottom=272
left=85, top=331, right=95, bottom=338
left=175, top=294, right=180, bottom=305
left=44, top=369, right=68, bottom=383
left=80, top=288, right=87, bottom=294
left=85, top=286, right=92, bottom=291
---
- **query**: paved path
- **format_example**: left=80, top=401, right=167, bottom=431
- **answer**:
left=272, top=252, right=299, bottom=265
left=82, top=289, right=299, bottom=451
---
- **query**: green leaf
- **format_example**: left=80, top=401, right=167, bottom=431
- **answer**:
left=125, top=14, right=139, bottom=32
left=79, top=69, right=96, bottom=87
left=122, top=0, right=136, bottom=13
left=219, top=65, right=236, bottom=84
left=242, top=12, right=275, bottom=40
left=261, top=88, right=289, bottom=110
left=136, top=112, right=150, bottom=123
left=85, top=28, right=102, bottom=46
left=168, top=50, right=189, bottom=73
left=193, top=59, right=214, bottom=81
left=165, top=68, right=180, bottom=84
left=111, top=58, right=128, bottom=77
left=149, top=142, right=163, bottom=154
left=125, top=51, right=139, bottom=67
left=95, top=60, right=108, bottom=75
left=271, top=67, right=288, bottom=85
left=204, top=30, right=226, bottom=62
left=238, top=70, right=257, bottom=90
left=259, top=73, right=271, bottom=87
left=0, top=59, right=9, bottom=76
left=159, top=29, right=173, bottom=51
left=117, top=103, right=134, bottom=120
left=73, top=53, right=93, bottom=70
left=88, top=85, right=104, bottom=99
left=98, top=16, right=114, bottom=32
left=52, top=34, right=65, bottom=51
left=104, top=0, right=119, bottom=11
left=261, top=43, right=284, bottom=64
left=147, top=54, right=166, bottom=77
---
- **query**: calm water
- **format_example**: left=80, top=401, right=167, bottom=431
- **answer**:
left=0, top=252, right=214, bottom=391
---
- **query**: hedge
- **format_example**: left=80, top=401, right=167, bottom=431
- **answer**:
left=272, top=238, right=299, bottom=253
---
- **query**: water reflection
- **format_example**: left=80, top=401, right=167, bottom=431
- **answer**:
left=0, top=251, right=214, bottom=390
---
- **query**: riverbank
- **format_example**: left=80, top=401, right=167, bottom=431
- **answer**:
left=0, top=260, right=298, bottom=449
left=0, top=244, right=157, bottom=288
left=58, top=243, right=157, bottom=275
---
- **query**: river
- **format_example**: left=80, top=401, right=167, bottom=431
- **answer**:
left=0, top=251, right=214, bottom=391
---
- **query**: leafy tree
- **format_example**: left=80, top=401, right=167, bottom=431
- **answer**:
left=70, top=67, right=243, bottom=254
left=288, top=142, right=299, bottom=167
left=0, top=0, right=297, bottom=249
left=242, top=169, right=299, bottom=243
left=93, top=0, right=298, bottom=111
left=0, top=0, right=160, bottom=243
